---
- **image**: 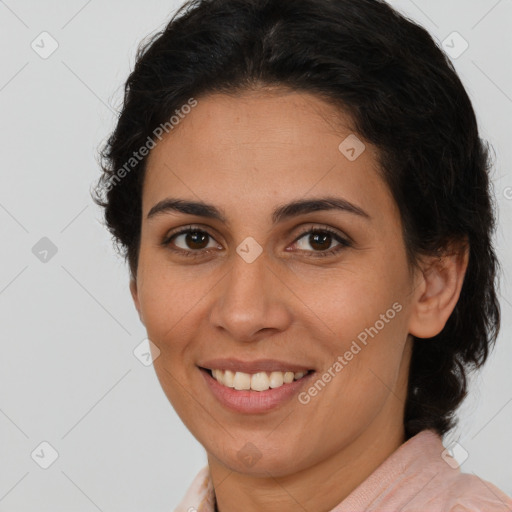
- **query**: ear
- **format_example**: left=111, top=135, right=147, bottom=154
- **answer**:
left=408, top=240, right=469, bottom=339
left=129, top=278, right=145, bottom=325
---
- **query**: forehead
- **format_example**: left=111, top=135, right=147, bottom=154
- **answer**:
left=142, top=89, right=397, bottom=225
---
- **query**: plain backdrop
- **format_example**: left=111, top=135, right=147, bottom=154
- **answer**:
left=1, top=0, right=511, bottom=510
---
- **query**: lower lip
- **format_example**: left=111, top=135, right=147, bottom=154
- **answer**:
left=199, top=367, right=315, bottom=413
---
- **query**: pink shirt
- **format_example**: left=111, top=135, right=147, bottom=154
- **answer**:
left=174, top=429, right=512, bottom=512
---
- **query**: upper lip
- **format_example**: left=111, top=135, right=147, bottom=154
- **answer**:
left=198, top=358, right=314, bottom=374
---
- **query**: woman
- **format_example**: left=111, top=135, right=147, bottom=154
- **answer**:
left=93, top=0, right=512, bottom=510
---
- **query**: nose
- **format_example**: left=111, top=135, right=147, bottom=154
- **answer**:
left=209, top=249, right=293, bottom=342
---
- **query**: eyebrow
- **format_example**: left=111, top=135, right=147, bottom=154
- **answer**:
left=146, top=196, right=371, bottom=224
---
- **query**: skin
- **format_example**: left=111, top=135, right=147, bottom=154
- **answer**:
left=129, top=88, right=468, bottom=512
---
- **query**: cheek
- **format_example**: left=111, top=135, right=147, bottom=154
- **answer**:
left=136, top=259, right=194, bottom=345
left=306, top=256, right=411, bottom=391
left=136, top=263, right=223, bottom=374
left=308, top=264, right=406, bottom=336
left=305, top=311, right=409, bottom=444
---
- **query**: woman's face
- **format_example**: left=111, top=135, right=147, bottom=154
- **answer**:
left=131, top=89, right=421, bottom=476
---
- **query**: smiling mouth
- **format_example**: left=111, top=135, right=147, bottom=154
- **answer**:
left=199, top=367, right=314, bottom=392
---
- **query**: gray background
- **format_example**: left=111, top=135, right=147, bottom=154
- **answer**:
left=1, top=0, right=511, bottom=510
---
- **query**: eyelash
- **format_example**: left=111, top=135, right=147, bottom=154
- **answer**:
left=161, top=224, right=352, bottom=259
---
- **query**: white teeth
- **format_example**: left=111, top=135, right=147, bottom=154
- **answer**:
left=233, top=371, right=251, bottom=390
left=250, top=372, right=270, bottom=391
left=222, top=369, right=235, bottom=388
left=269, top=371, right=284, bottom=388
left=210, top=368, right=309, bottom=391
left=284, top=371, right=295, bottom=383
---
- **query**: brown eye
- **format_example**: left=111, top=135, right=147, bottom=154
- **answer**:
left=181, top=230, right=210, bottom=250
left=164, top=228, right=220, bottom=253
left=292, top=228, right=351, bottom=257
left=306, top=232, right=333, bottom=251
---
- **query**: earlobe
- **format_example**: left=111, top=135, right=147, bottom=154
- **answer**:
left=408, top=241, right=469, bottom=339
left=129, top=278, right=144, bottom=325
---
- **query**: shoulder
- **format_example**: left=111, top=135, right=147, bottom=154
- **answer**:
left=338, top=430, right=512, bottom=512
left=391, top=430, right=512, bottom=512
left=423, top=470, right=512, bottom=512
